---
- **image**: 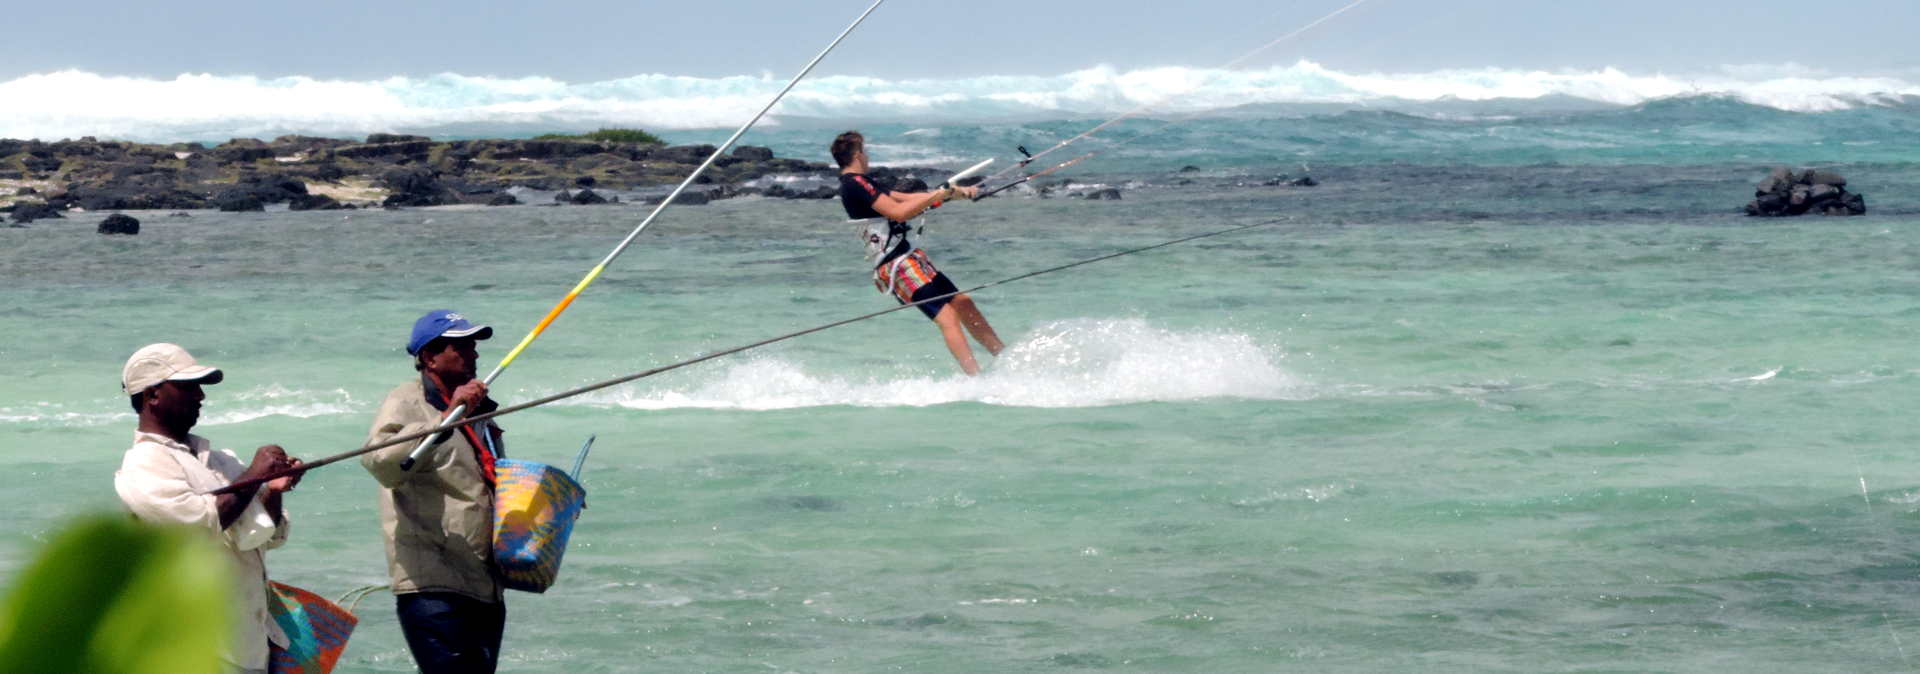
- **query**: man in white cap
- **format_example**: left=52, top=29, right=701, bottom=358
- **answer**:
left=362, top=310, right=508, bottom=673
left=113, top=342, right=303, bottom=674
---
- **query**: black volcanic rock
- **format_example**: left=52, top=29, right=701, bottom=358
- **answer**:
left=380, top=167, right=457, bottom=207
left=733, top=145, right=775, bottom=162
left=8, top=201, right=63, bottom=223
left=288, top=194, right=344, bottom=211
left=282, top=162, right=349, bottom=183
left=51, top=138, right=123, bottom=158
left=367, top=133, right=430, bottom=144
left=336, top=140, right=433, bottom=162
left=1838, top=192, right=1867, bottom=215
left=97, top=213, right=140, bottom=235
left=212, top=146, right=274, bottom=162
left=69, top=183, right=206, bottom=210
left=0, top=134, right=841, bottom=220
left=200, top=173, right=305, bottom=211
left=1262, top=173, right=1318, bottom=187
left=240, top=173, right=309, bottom=201
left=646, top=190, right=710, bottom=206
left=656, top=144, right=718, bottom=165
left=487, top=193, right=520, bottom=206
left=211, top=139, right=274, bottom=163
left=1083, top=187, right=1123, bottom=200
left=215, top=191, right=265, bottom=212
left=1747, top=166, right=1865, bottom=216
left=479, top=139, right=608, bottom=161
left=1804, top=169, right=1847, bottom=187
left=271, top=135, right=348, bottom=150
left=22, top=155, right=61, bottom=173
left=570, top=188, right=609, bottom=205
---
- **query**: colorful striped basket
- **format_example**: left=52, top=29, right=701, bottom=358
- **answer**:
left=266, top=581, right=357, bottom=674
left=492, top=457, right=588, bottom=593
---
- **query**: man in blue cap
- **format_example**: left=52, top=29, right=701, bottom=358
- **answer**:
left=361, top=310, right=509, bottom=673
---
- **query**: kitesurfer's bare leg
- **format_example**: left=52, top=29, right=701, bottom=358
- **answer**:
left=933, top=305, right=981, bottom=375
left=950, top=294, right=1004, bottom=355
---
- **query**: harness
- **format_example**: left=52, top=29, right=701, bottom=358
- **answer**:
left=850, top=217, right=912, bottom=295
left=845, top=174, right=937, bottom=297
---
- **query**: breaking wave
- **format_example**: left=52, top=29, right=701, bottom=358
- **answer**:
left=3, top=61, right=1915, bottom=142
left=567, top=318, right=1306, bottom=410
left=0, top=385, right=358, bottom=430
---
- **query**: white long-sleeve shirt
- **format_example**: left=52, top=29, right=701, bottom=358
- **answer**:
left=114, top=431, right=290, bottom=670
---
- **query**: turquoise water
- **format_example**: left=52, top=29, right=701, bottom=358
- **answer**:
left=6, top=148, right=1920, bottom=670
left=672, top=96, right=1920, bottom=169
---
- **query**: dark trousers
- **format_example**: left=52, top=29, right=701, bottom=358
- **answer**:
left=395, top=592, right=506, bottom=674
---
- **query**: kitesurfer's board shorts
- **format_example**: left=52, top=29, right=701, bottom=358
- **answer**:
left=874, top=249, right=960, bottom=320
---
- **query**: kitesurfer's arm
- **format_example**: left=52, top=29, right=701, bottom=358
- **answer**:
left=870, top=185, right=978, bottom=222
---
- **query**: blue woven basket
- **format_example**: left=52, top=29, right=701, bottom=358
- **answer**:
left=266, top=582, right=356, bottom=673
left=492, top=458, right=587, bottom=593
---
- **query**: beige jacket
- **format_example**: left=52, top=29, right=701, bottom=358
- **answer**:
left=361, top=378, right=504, bottom=603
left=114, top=431, right=290, bottom=671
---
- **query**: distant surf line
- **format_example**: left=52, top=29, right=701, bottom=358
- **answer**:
left=4, top=63, right=1914, bottom=142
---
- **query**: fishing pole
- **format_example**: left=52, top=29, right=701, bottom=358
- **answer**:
left=210, top=216, right=1292, bottom=495
left=395, top=0, right=889, bottom=471
left=973, top=0, right=1377, bottom=197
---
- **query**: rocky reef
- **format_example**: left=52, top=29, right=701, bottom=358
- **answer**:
left=0, top=134, right=954, bottom=223
left=1745, top=166, right=1866, bottom=217
left=96, top=213, right=139, bottom=235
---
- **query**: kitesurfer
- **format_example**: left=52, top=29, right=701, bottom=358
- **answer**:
left=833, top=130, right=1005, bottom=375
left=361, top=310, right=508, bottom=673
left=113, top=342, right=303, bottom=674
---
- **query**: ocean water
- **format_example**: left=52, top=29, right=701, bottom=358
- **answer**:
left=6, top=102, right=1920, bottom=672
left=4, top=61, right=1919, bottom=141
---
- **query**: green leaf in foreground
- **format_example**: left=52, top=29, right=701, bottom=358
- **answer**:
left=0, top=515, right=232, bottom=674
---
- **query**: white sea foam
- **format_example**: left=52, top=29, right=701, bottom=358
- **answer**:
left=565, top=318, right=1304, bottom=411
left=862, top=142, right=967, bottom=168
left=3, top=62, right=1913, bottom=142
left=199, top=385, right=359, bottom=426
left=0, top=405, right=131, bottom=429
left=0, top=384, right=359, bottom=429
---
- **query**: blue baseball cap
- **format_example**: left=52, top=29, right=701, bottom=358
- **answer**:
left=407, top=310, right=494, bottom=356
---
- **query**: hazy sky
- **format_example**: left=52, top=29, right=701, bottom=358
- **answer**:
left=5, top=0, right=1917, bottom=81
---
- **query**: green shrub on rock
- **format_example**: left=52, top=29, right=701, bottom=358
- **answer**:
left=534, top=128, right=664, bottom=145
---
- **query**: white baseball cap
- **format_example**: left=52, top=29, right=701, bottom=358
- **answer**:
left=122, top=343, right=224, bottom=395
